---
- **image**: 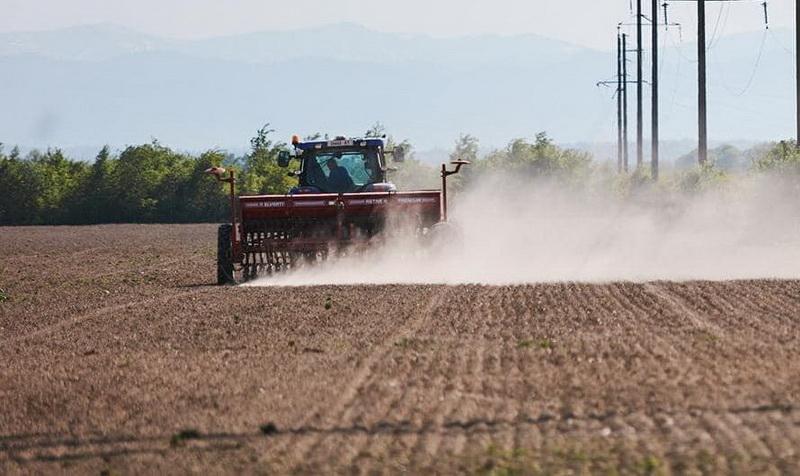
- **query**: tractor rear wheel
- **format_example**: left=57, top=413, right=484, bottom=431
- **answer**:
left=217, top=224, right=235, bottom=285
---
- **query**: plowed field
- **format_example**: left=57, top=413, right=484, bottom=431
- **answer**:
left=1, top=225, right=799, bottom=474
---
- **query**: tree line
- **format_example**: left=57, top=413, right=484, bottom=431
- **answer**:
left=0, top=125, right=292, bottom=225
left=1, top=123, right=797, bottom=225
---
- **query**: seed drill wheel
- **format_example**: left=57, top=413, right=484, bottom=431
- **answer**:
left=422, top=221, right=463, bottom=256
left=217, top=224, right=236, bottom=285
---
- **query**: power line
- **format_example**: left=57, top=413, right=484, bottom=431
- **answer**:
left=713, top=28, right=768, bottom=97
left=664, top=0, right=768, bottom=165
left=766, top=28, right=793, bottom=56
left=666, top=28, right=685, bottom=121
left=707, top=3, right=729, bottom=50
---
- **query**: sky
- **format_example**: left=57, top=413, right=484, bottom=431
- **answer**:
left=0, top=0, right=794, bottom=50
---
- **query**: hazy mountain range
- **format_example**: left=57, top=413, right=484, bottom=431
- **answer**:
left=0, top=23, right=794, bottom=162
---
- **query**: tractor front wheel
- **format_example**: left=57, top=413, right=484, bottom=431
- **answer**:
left=217, top=224, right=235, bottom=285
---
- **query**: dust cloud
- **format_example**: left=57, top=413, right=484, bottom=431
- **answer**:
left=249, top=174, right=800, bottom=286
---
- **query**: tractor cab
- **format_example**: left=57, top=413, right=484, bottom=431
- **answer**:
left=278, top=136, right=405, bottom=195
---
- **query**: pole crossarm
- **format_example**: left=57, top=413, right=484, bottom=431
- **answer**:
left=618, top=22, right=682, bottom=28
left=596, top=81, right=641, bottom=86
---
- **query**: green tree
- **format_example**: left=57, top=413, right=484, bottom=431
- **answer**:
left=448, top=134, right=480, bottom=190
left=76, top=146, right=118, bottom=223
left=672, top=163, right=728, bottom=194
left=753, top=140, right=800, bottom=174
left=390, top=142, right=440, bottom=190
left=676, top=144, right=746, bottom=171
left=0, top=141, right=250, bottom=224
left=0, top=146, right=94, bottom=225
left=28, top=148, right=90, bottom=224
left=153, top=152, right=195, bottom=221
left=482, top=132, right=591, bottom=181
left=363, top=123, right=439, bottom=190
left=449, top=134, right=479, bottom=163
left=181, top=150, right=229, bottom=222
left=242, top=124, right=295, bottom=194
left=112, top=141, right=192, bottom=222
left=0, top=146, right=40, bottom=224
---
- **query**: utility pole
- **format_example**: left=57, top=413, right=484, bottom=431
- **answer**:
left=797, top=0, right=799, bottom=146
left=652, top=0, right=660, bottom=179
left=599, top=31, right=633, bottom=172
left=617, top=33, right=624, bottom=172
left=637, top=0, right=644, bottom=168
left=623, top=33, right=630, bottom=172
left=666, top=0, right=766, bottom=161
left=698, top=0, right=708, bottom=164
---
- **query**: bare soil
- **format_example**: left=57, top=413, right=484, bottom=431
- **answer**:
left=1, top=225, right=799, bottom=474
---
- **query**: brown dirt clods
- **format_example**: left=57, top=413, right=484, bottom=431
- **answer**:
left=1, top=225, right=799, bottom=474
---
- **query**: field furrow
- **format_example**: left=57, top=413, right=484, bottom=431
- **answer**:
left=1, top=225, right=799, bottom=474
